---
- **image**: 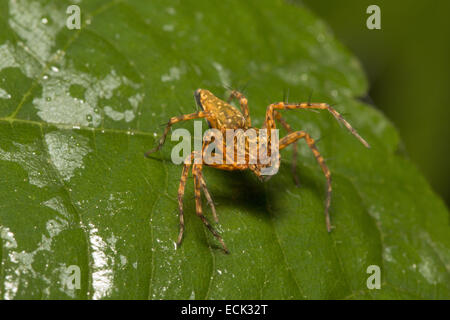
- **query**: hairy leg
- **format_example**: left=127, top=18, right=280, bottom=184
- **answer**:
left=264, top=102, right=370, bottom=148
left=176, top=152, right=195, bottom=247
left=192, top=163, right=229, bottom=253
left=199, top=172, right=218, bottom=222
left=279, top=131, right=333, bottom=232
left=145, top=111, right=212, bottom=156
left=273, top=110, right=300, bottom=186
left=227, top=90, right=251, bottom=127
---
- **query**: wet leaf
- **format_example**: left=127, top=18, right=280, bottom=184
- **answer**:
left=0, top=0, right=449, bottom=299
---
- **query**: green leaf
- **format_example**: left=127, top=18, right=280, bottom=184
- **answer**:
left=0, top=0, right=449, bottom=300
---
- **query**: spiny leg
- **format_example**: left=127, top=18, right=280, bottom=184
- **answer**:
left=192, top=163, right=229, bottom=253
left=273, top=110, right=300, bottom=187
left=265, top=102, right=370, bottom=148
left=227, top=90, right=251, bottom=127
left=198, top=173, right=218, bottom=222
left=176, top=152, right=195, bottom=248
left=279, top=131, right=333, bottom=232
left=176, top=152, right=220, bottom=248
left=145, top=111, right=211, bottom=156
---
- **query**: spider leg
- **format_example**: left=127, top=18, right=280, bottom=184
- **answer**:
left=273, top=110, right=300, bottom=187
left=227, top=90, right=251, bottom=127
left=279, top=131, right=333, bottom=232
left=176, top=151, right=221, bottom=248
left=192, top=163, right=229, bottom=253
left=176, top=152, right=195, bottom=248
left=145, top=111, right=212, bottom=156
left=265, top=102, right=370, bottom=148
left=198, top=172, right=218, bottom=222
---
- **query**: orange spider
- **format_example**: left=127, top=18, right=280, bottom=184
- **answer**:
left=145, top=89, right=369, bottom=253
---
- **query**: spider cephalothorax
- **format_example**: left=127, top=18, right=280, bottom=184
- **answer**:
left=146, top=88, right=369, bottom=253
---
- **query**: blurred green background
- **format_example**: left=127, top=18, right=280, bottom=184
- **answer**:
left=300, top=0, right=450, bottom=205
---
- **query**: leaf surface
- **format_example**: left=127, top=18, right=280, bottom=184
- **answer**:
left=0, top=0, right=448, bottom=299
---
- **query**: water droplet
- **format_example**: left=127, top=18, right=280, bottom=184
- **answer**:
left=51, top=66, right=59, bottom=73
left=42, top=75, right=48, bottom=80
left=46, top=97, right=51, bottom=101
left=41, top=17, right=48, bottom=24
left=163, top=24, right=174, bottom=32
left=86, top=114, right=92, bottom=122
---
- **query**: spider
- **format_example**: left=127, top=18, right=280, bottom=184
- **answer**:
left=145, top=89, right=370, bottom=253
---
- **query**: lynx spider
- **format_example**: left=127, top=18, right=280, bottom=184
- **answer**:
left=146, top=89, right=370, bottom=253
